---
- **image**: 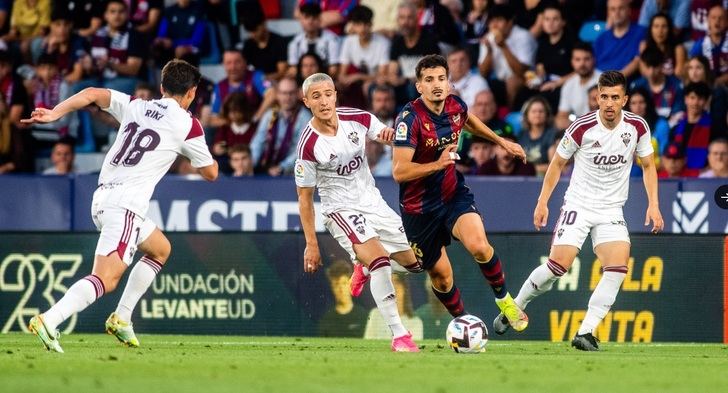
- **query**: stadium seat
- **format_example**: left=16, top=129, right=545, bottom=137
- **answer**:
left=75, top=111, right=96, bottom=153
left=200, top=22, right=221, bottom=65
left=267, top=19, right=303, bottom=37
left=578, top=20, right=607, bottom=43
left=505, top=111, right=522, bottom=137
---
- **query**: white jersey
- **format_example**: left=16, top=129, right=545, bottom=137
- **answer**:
left=95, top=89, right=214, bottom=216
left=294, top=108, right=387, bottom=215
left=556, top=110, right=653, bottom=209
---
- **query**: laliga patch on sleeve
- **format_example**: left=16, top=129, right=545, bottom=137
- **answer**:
left=395, top=122, right=408, bottom=141
left=295, top=162, right=305, bottom=178
left=560, top=135, right=570, bottom=148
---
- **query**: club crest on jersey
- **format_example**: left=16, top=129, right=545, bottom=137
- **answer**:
left=424, top=123, right=430, bottom=131
left=356, top=226, right=365, bottom=235
left=348, top=131, right=359, bottom=145
left=396, top=122, right=408, bottom=141
left=621, top=132, right=631, bottom=147
left=452, top=113, right=461, bottom=124
left=557, top=228, right=564, bottom=238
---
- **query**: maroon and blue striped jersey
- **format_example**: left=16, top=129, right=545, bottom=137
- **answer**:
left=393, top=94, right=469, bottom=214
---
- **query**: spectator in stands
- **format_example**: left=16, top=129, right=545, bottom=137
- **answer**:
left=689, top=0, right=724, bottom=43
left=700, top=138, right=728, bottom=178
left=250, top=77, right=311, bottom=176
left=31, top=9, right=86, bottom=83
left=367, top=84, right=396, bottom=176
left=126, top=0, right=163, bottom=37
left=297, top=0, right=357, bottom=36
left=5, top=0, right=51, bottom=60
left=593, top=0, right=645, bottom=78
left=0, top=93, right=13, bottom=174
left=689, top=4, right=728, bottom=86
left=370, top=83, right=396, bottom=127
left=386, top=1, right=440, bottom=105
left=555, top=42, right=601, bottom=130
left=463, top=0, right=489, bottom=61
left=153, top=0, right=207, bottom=66
left=519, top=95, right=556, bottom=175
left=658, top=142, right=699, bottom=178
left=208, top=50, right=268, bottom=128
left=630, top=48, right=684, bottom=123
left=628, top=87, right=670, bottom=156
left=639, top=12, right=687, bottom=78
left=587, top=84, right=599, bottom=112
left=176, top=53, right=214, bottom=130
left=0, top=49, right=28, bottom=130
left=0, top=50, right=32, bottom=170
left=448, top=46, right=489, bottom=108
left=228, top=144, right=254, bottom=177
left=478, top=134, right=536, bottom=176
left=0, top=1, right=10, bottom=37
left=683, top=54, right=728, bottom=136
left=296, top=52, right=325, bottom=87
left=288, top=3, right=340, bottom=78
left=411, top=0, right=461, bottom=51
left=670, top=82, right=714, bottom=172
left=465, top=135, right=494, bottom=175
left=359, top=0, right=397, bottom=38
left=441, top=0, right=465, bottom=29
left=212, top=92, right=256, bottom=165
left=532, top=3, right=574, bottom=112
left=240, top=6, right=288, bottom=82
left=133, top=82, right=154, bottom=100
left=80, top=0, right=146, bottom=95
left=546, top=130, right=573, bottom=178
left=26, top=53, right=70, bottom=144
left=42, top=137, right=75, bottom=175
left=458, top=89, right=512, bottom=171
left=477, top=3, right=536, bottom=108
left=61, top=0, right=104, bottom=38
left=512, top=0, right=548, bottom=37
left=638, top=0, right=690, bottom=39
left=337, top=5, right=391, bottom=109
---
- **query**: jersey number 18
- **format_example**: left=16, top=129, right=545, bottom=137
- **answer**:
left=111, top=121, right=161, bottom=166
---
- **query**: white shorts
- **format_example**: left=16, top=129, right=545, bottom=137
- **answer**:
left=324, top=202, right=411, bottom=268
left=551, top=204, right=630, bottom=251
left=91, top=203, right=156, bottom=265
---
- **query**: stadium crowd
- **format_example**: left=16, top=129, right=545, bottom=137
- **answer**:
left=0, top=0, right=725, bottom=179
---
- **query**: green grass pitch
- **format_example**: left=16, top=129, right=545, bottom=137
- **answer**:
left=1, top=334, right=727, bottom=393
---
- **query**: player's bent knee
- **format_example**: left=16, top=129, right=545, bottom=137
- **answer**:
left=470, top=243, right=493, bottom=262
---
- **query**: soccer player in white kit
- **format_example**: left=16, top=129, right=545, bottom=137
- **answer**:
left=295, top=73, right=423, bottom=352
left=24, top=60, right=218, bottom=353
left=493, top=71, right=664, bottom=351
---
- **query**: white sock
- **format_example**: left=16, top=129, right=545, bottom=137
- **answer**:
left=43, top=275, right=104, bottom=331
left=368, top=257, right=407, bottom=338
left=514, top=259, right=565, bottom=309
left=578, top=268, right=627, bottom=335
left=116, top=256, right=163, bottom=322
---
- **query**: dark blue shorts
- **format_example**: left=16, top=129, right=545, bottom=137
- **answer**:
left=401, top=188, right=480, bottom=270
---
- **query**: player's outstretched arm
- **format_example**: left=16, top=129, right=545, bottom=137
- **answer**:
left=464, top=113, right=526, bottom=163
left=534, top=154, right=568, bottom=231
left=639, top=154, right=664, bottom=234
left=21, top=87, right=111, bottom=124
left=197, top=161, right=219, bottom=182
left=297, top=186, right=322, bottom=273
left=392, top=145, right=457, bottom=183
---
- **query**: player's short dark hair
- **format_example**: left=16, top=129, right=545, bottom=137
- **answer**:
left=640, top=47, right=665, bottom=67
left=415, top=54, right=449, bottom=80
left=299, top=3, right=322, bottom=17
left=598, top=71, right=627, bottom=92
left=488, top=4, right=514, bottom=22
left=161, top=59, right=201, bottom=97
left=348, top=5, right=373, bottom=24
left=683, top=82, right=712, bottom=99
left=572, top=41, right=593, bottom=55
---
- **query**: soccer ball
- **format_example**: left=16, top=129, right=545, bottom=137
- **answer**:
left=445, top=315, right=488, bottom=353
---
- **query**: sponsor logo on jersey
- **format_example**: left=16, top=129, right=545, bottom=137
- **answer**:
left=621, top=132, right=631, bottom=147
left=593, top=154, right=627, bottom=165
left=348, top=131, right=359, bottom=145
left=396, top=122, right=408, bottom=141
left=592, top=141, right=601, bottom=148
left=336, top=155, right=364, bottom=176
left=425, top=138, right=438, bottom=147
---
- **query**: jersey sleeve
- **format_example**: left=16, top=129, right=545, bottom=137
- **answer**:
left=635, top=120, right=654, bottom=158
left=556, top=128, right=578, bottom=159
left=102, top=89, right=132, bottom=123
left=181, top=118, right=215, bottom=168
left=392, top=106, right=418, bottom=149
left=294, top=159, right=317, bottom=187
left=366, top=112, right=388, bottom=141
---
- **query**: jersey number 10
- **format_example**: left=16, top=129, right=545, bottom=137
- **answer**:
left=111, top=121, right=161, bottom=166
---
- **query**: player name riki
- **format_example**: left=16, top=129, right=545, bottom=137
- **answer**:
left=144, top=109, right=164, bottom=120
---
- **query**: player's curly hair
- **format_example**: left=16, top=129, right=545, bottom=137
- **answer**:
left=161, top=59, right=201, bottom=97
left=415, top=54, right=449, bottom=80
